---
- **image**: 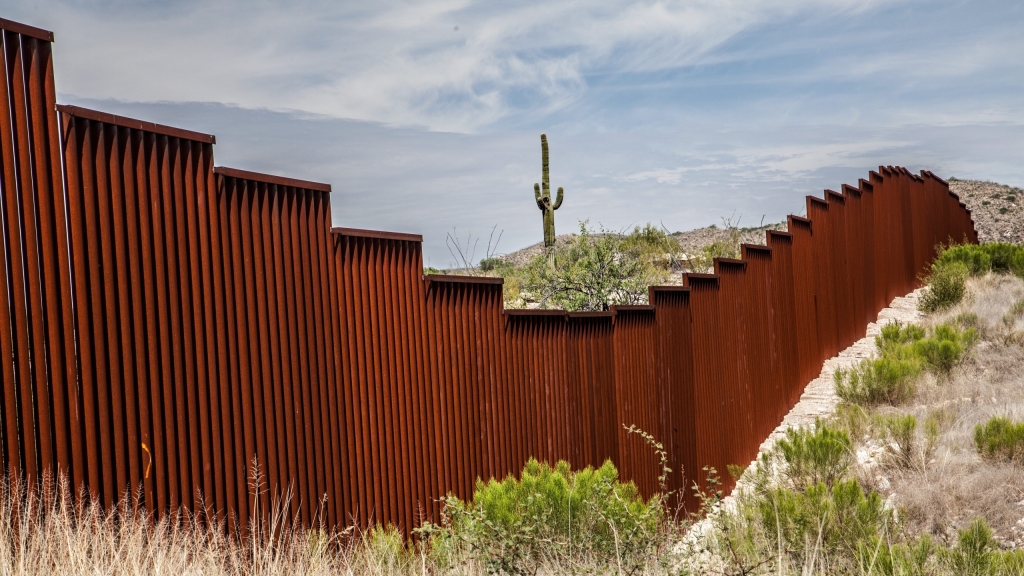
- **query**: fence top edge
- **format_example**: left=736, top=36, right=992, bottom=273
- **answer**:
left=567, top=311, right=615, bottom=318
left=742, top=243, right=772, bottom=252
left=767, top=229, right=793, bottom=239
left=683, top=273, right=720, bottom=289
left=715, top=257, right=746, bottom=270
left=0, top=17, right=54, bottom=42
left=859, top=178, right=874, bottom=192
left=612, top=304, right=656, bottom=313
left=332, top=227, right=423, bottom=243
left=842, top=183, right=861, bottom=196
left=425, top=274, right=503, bottom=286
left=807, top=195, right=829, bottom=208
left=926, top=170, right=949, bottom=185
left=504, top=309, right=568, bottom=318
left=825, top=189, right=846, bottom=203
left=56, top=104, right=216, bottom=144
left=215, top=166, right=331, bottom=192
left=649, top=285, right=691, bottom=292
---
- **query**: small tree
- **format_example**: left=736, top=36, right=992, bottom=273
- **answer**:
left=523, top=221, right=673, bottom=311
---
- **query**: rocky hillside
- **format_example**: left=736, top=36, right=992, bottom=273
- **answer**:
left=497, top=222, right=784, bottom=268
left=949, top=178, right=1024, bottom=244
left=495, top=177, right=1019, bottom=267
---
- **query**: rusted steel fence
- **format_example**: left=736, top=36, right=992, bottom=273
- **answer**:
left=1, top=17, right=978, bottom=534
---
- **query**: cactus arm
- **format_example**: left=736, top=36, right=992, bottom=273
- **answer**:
left=534, top=183, right=545, bottom=210
left=553, top=186, right=563, bottom=210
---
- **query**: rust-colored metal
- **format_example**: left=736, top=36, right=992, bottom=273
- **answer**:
left=0, top=16, right=979, bottom=536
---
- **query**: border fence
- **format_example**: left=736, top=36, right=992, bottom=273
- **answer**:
left=0, top=17, right=977, bottom=534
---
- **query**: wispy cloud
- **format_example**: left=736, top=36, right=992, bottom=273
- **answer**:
left=10, top=0, right=938, bottom=132
left=3, top=0, right=1022, bottom=263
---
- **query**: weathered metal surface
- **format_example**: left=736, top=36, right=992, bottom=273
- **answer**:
left=0, top=16, right=979, bottom=536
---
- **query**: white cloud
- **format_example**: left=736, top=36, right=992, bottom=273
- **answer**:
left=8, top=0, right=906, bottom=132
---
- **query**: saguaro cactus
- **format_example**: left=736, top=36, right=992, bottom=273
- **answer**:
left=534, top=133, right=564, bottom=248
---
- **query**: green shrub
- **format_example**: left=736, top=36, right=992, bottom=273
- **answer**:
left=940, top=518, right=997, bottom=576
left=983, top=242, right=1021, bottom=273
left=1012, top=249, right=1024, bottom=278
left=435, top=458, right=664, bottom=574
left=974, top=416, right=1024, bottom=462
left=995, top=549, right=1024, bottom=575
left=877, top=321, right=926, bottom=350
left=879, top=413, right=918, bottom=468
left=835, top=322, right=975, bottom=405
left=511, top=221, right=673, bottom=311
left=770, top=420, right=852, bottom=490
left=858, top=535, right=934, bottom=576
left=477, top=257, right=501, bottom=272
left=935, top=244, right=991, bottom=276
left=933, top=242, right=1024, bottom=280
left=919, top=261, right=969, bottom=313
left=912, top=323, right=977, bottom=374
left=953, top=312, right=981, bottom=330
left=924, top=410, right=944, bottom=460
left=751, top=480, right=890, bottom=572
left=834, top=352, right=921, bottom=406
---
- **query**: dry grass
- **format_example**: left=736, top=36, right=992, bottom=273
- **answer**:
left=0, top=473, right=450, bottom=576
left=858, top=274, right=1024, bottom=549
left=0, top=469, right=678, bottom=575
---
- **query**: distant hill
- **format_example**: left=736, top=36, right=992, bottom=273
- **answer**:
left=496, top=222, right=784, bottom=269
left=948, top=178, right=1024, bottom=244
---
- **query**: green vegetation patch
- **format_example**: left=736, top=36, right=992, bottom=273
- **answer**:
left=771, top=419, right=853, bottom=490
left=429, top=458, right=668, bottom=574
left=834, top=321, right=976, bottom=406
left=974, top=416, right=1024, bottom=463
left=493, top=221, right=678, bottom=311
left=933, top=242, right=1024, bottom=278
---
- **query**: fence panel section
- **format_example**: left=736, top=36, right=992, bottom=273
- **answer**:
left=0, top=15, right=981, bottom=536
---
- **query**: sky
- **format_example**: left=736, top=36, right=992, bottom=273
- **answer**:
left=4, top=0, right=1023, bottom=266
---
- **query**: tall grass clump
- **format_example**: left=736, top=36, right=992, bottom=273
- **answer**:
left=0, top=473, right=382, bottom=576
left=878, top=413, right=918, bottom=468
left=974, top=416, right=1024, bottom=463
left=717, top=423, right=891, bottom=575
left=937, top=517, right=1018, bottom=576
left=919, top=261, right=969, bottom=313
left=834, top=321, right=976, bottom=406
left=769, top=419, right=853, bottom=490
